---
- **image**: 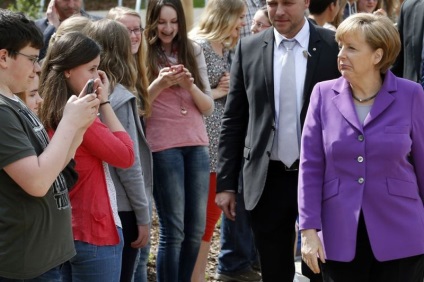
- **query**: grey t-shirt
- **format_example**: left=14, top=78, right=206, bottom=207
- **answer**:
left=0, top=96, right=75, bottom=279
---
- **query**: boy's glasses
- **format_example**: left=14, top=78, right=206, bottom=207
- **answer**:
left=14, top=52, right=40, bottom=66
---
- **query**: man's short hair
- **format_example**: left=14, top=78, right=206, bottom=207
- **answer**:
left=309, top=0, right=338, bottom=15
left=0, top=9, right=43, bottom=57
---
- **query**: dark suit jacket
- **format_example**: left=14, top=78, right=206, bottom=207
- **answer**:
left=216, top=22, right=340, bottom=210
left=34, top=10, right=101, bottom=59
left=392, top=0, right=424, bottom=82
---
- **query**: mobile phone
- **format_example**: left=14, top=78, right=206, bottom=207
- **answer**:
left=85, top=79, right=94, bottom=95
left=171, top=65, right=183, bottom=73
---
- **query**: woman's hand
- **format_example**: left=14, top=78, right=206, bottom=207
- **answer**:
left=301, top=229, right=326, bottom=274
left=212, top=72, right=230, bottom=99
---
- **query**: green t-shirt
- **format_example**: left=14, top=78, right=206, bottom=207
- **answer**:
left=0, top=96, right=75, bottom=279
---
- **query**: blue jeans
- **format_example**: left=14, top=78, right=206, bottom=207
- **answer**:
left=0, top=266, right=62, bottom=282
left=152, top=146, right=209, bottom=282
left=62, top=227, right=124, bottom=282
left=133, top=196, right=153, bottom=282
left=217, top=173, right=258, bottom=274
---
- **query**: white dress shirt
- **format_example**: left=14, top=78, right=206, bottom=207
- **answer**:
left=270, top=19, right=310, bottom=161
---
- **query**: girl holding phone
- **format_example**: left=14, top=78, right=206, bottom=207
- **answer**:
left=144, top=0, right=214, bottom=280
left=39, top=32, right=135, bottom=282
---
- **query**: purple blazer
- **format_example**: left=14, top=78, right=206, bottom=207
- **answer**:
left=298, top=71, right=424, bottom=262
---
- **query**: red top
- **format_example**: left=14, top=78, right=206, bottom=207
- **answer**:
left=50, top=118, right=134, bottom=245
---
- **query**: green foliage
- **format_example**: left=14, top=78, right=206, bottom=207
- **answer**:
left=193, top=0, right=205, bottom=8
left=8, top=0, right=41, bottom=20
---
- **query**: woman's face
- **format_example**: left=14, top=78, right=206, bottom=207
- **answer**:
left=230, top=7, right=247, bottom=39
left=65, top=56, right=100, bottom=94
left=157, top=5, right=179, bottom=52
left=357, top=0, right=378, bottom=13
left=251, top=10, right=271, bottom=34
left=337, top=31, right=382, bottom=83
left=24, top=74, right=43, bottom=115
left=118, top=14, right=142, bottom=55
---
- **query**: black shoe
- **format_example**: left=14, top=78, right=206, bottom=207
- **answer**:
left=251, top=262, right=261, bottom=272
left=215, top=269, right=262, bottom=282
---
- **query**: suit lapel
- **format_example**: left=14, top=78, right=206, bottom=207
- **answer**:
left=332, top=72, right=397, bottom=131
left=363, top=72, right=396, bottom=127
left=262, top=29, right=276, bottom=118
left=413, top=0, right=424, bottom=71
left=303, top=22, right=321, bottom=105
left=332, top=79, right=363, bottom=132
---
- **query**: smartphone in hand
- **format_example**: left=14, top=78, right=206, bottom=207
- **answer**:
left=171, top=65, right=183, bottom=73
left=86, top=79, right=94, bottom=95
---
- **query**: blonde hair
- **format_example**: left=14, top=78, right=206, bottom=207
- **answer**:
left=190, top=0, right=246, bottom=49
left=106, top=6, right=151, bottom=117
left=49, top=15, right=92, bottom=46
left=336, top=13, right=400, bottom=73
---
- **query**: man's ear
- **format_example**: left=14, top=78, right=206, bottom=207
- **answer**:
left=0, top=49, right=9, bottom=68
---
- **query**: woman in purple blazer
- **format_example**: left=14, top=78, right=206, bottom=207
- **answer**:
left=298, top=13, right=424, bottom=282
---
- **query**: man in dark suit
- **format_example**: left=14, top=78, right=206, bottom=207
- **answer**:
left=392, top=0, right=424, bottom=84
left=35, top=0, right=100, bottom=59
left=215, top=0, right=340, bottom=280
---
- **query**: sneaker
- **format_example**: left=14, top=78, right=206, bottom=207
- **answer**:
left=215, top=269, right=262, bottom=282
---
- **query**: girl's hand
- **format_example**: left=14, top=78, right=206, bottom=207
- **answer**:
left=157, top=64, right=186, bottom=89
left=177, top=67, right=195, bottom=90
left=95, top=70, right=110, bottom=103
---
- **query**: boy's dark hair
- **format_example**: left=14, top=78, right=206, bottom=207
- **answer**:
left=309, top=0, right=338, bottom=15
left=0, top=9, right=43, bottom=58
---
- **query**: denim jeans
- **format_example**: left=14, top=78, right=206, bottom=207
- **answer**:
left=62, top=227, right=124, bottom=282
left=0, top=265, right=62, bottom=282
left=152, top=146, right=209, bottom=282
left=217, top=172, right=258, bottom=274
left=133, top=196, right=153, bottom=282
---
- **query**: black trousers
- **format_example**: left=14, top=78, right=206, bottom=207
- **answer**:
left=322, top=213, right=424, bottom=282
left=249, top=161, right=299, bottom=282
left=118, top=211, right=140, bottom=282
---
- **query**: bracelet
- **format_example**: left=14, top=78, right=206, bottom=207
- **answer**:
left=100, top=101, right=110, bottom=106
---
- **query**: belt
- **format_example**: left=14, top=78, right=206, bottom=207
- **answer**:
left=269, top=159, right=299, bottom=172
left=284, top=159, right=299, bottom=171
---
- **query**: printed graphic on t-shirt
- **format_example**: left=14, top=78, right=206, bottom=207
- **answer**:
left=18, top=102, right=71, bottom=210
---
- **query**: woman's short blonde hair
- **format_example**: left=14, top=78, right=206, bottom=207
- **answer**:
left=335, top=13, right=400, bottom=73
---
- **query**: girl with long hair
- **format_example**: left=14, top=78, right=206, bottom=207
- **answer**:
left=39, top=31, right=135, bottom=282
left=144, top=0, right=214, bottom=280
left=106, top=8, right=154, bottom=281
left=85, top=19, right=152, bottom=282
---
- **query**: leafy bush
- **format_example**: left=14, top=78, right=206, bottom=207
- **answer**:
left=8, top=0, right=41, bottom=20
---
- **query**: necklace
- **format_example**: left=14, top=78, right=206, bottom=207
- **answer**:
left=180, top=105, right=187, bottom=115
left=179, top=91, right=187, bottom=115
left=352, top=92, right=378, bottom=103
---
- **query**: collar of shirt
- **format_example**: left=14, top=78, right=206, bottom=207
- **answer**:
left=273, top=18, right=310, bottom=50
